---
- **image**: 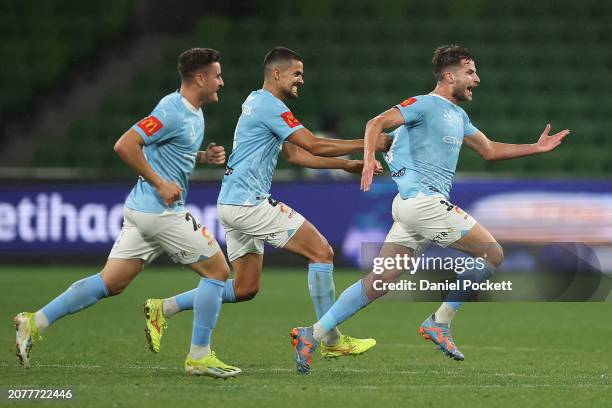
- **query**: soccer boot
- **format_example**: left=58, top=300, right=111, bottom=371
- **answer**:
left=419, top=314, right=464, bottom=361
left=144, top=299, right=167, bottom=353
left=290, top=327, right=319, bottom=374
left=14, top=312, right=42, bottom=369
left=320, top=334, right=377, bottom=360
left=184, top=352, right=241, bottom=378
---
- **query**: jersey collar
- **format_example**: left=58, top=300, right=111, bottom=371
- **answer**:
left=429, top=92, right=456, bottom=106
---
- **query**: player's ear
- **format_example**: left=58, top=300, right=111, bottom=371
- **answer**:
left=195, top=72, right=206, bottom=87
left=273, top=68, right=281, bottom=81
left=444, top=71, right=454, bottom=84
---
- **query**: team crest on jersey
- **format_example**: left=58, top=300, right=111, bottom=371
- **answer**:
left=400, top=97, right=417, bottom=107
left=137, top=116, right=163, bottom=137
left=281, top=111, right=301, bottom=128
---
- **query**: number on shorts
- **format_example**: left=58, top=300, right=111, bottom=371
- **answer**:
left=185, top=212, right=198, bottom=231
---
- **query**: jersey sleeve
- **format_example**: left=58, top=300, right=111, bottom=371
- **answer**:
left=394, top=96, right=424, bottom=126
left=461, top=109, right=479, bottom=137
left=131, top=106, right=182, bottom=145
left=261, top=101, right=304, bottom=142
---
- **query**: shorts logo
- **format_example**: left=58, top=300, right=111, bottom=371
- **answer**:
left=454, top=206, right=469, bottom=220
left=201, top=226, right=216, bottom=246
left=399, top=97, right=417, bottom=107
left=281, top=111, right=301, bottom=128
left=279, top=203, right=296, bottom=218
left=137, top=116, right=163, bottom=137
left=391, top=167, right=406, bottom=178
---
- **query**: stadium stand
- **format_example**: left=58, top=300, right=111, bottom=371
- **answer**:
left=0, top=0, right=132, bottom=124
left=11, top=0, right=611, bottom=175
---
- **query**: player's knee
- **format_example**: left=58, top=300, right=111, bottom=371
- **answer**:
left=208, top=262, right=230, bottom=281
left=486, top=242, right=504, bottom=268
left=310, top=242, right=334, bottom=264
left=235, top=283, right=259, bottom=301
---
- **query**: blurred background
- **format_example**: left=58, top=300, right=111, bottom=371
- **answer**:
left=0, top=0, right=611, bottom=272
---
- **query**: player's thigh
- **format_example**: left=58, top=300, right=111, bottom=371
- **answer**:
left=100, top=258, right=144, bottom=295
left=449, top=222, right=504, bottom=267
left=105, top=211, right=163, bottom=294
left=394, top=194, right=475, bottom=248
left=109, top=209, right=164, bottom=265
left=223, top=225, right=265, bottom=263
left=131, top=209, right=224, bottom=268
left=188, top=250, right=230, bottom=281
left=219, top=198, right=306, bottom=254
left=282, top=220, right=333, bottom=263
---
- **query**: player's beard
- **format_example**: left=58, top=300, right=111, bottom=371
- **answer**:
left=452, top=84, right=470, bottom=102
left=283, top=84, right=300, bottom=100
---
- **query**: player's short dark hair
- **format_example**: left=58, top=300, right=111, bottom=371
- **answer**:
left=177, top=48, right=221, bottom=81
left=263, top=47, right=303, bottom=71
left=432, top=44, right=475, bottom=81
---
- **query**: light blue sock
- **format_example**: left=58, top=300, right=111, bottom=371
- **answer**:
left=174, top=279, right=235, bottom=311
left=308, top=263, right=335, bottom=319
left=41, top=273, right=109, bottom=324
left=318, top=279, right=370, bottom=331
left=191, top=277, right=225, bottom=346
left=175, top=289, right=197, bottom=310
left=222, top=278, right=236, bottom=303
left=446, top=260, right=496, bottom=310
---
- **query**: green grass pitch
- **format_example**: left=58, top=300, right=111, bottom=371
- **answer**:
left=1, top=266, right=610, bottom=407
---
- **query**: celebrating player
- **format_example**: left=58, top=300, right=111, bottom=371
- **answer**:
left=14, top=48, right=241, bottom=378
left=290, top=44, right=570, bottom=373
left=143, top=47, right=388, bottom=359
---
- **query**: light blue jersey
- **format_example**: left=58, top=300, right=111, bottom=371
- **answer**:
left=125, top=91, right=204, bottom=213
left=383, top=94, right=478, bottom=199
left=217, top=89, right=304, bottom=206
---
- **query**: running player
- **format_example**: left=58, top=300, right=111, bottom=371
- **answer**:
left=14, top=48, right=241, bottom=378
left=143, top=47, right=388, bottom=359
left=291, top=44, right=570, bottom=373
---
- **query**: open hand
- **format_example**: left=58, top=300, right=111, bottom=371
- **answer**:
left=360, top=159, right=384, bottom=191
left=535, top=123, right=570, bottom=153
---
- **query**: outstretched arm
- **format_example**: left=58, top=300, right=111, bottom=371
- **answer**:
left=361, top=107, right=405, bottom=192
left=464, top=123, right=570, bottom=161
left=114, top=129, right=182, bottom=206
left=282, top=143, right=383, bottom=175
left=287, top=127, right=390, bottom=157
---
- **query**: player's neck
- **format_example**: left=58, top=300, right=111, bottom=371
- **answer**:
left=179, top=86, right=203, bottom=109
left=430, top=85, right=457, bottom=105
left=262, top=82, right=286, bottom=101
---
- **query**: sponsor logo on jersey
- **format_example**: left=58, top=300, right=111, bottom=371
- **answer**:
left=137, top=116, right=163, bottom=137
left=281, top=111, right=301, bottom=128
left=399, top=97, right=417, bottom=107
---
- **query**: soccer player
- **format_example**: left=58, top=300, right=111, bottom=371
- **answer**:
left=290, top=44, right=570, bottom=373
left=14, top=48, right=242, bottom=378
left=143, top=47, right=388, bottom=359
